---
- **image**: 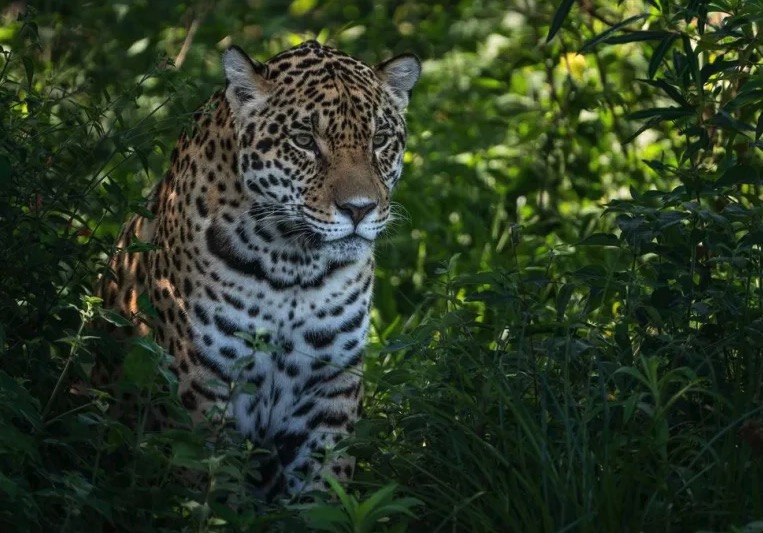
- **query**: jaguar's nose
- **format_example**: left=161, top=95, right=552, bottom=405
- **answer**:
left=336, top=200, right=377, bottom=226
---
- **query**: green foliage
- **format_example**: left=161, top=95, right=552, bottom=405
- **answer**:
left=1, top=0, right=763, bottom=531
left=299, top=479, right=421, bottom=533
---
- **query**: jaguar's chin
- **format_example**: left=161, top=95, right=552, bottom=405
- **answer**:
left=323, top=234, right=374, bottom=261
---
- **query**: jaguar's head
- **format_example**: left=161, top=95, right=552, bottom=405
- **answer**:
left=222, top=41, right=420, bottom=260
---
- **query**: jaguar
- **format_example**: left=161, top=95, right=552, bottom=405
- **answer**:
left=97, top=40, right=420, bottom=498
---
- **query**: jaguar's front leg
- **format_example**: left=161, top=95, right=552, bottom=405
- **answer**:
left=278, top=368, right=362, bottom=498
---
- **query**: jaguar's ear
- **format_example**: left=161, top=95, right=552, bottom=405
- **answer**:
left=222, top=46, right=271, bottom=115
left=375, top=53, right=421, bottom=112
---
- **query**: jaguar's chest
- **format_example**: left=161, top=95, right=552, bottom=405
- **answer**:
left=184, top=258, right=372, bottom=381
left=179, top=258, right=372, bottom=441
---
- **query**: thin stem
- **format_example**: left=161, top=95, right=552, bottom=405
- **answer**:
left=42, top=301, right=93, bottom=421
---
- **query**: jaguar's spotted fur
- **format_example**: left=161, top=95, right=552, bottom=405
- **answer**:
left=97, top=41, right=420, bottom=498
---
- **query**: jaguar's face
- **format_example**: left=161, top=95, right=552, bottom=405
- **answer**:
left=222, top=41, right=420, bottom=258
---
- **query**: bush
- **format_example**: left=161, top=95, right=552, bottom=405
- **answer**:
left=360, top=2, right=763, bottom=530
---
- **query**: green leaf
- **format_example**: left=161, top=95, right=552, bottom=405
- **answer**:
left=0, top=472, right=19, bottom=498
left=672, top=49, right=687, bottom=86
left=570, top=264, right=607, bottom=283
left=130, top=336, right=164, bottom=355
left=606, top=30, right=674, bottom=45
left=302, top=505, right=350, bottom=532
left=355, top=483, right=398, bottom=525
left=123, top=340, right=160, bottom=387
left=325, top=475, right=356, bottom=517
left=0, top=155, right=11, bottom=185
left=379, top=368, right=412, bottom=387
left=700, top=58, right=739, bottom=83
left=289, top=0, right=319, bottom=17
left=129, top=201, right=156, bottom=220
left=546, top=0, right=576, bottom=43
left=709, top=110, right=755, bottom=134
left=137, top=148, right=150, bottom=175
left=577, top=233, right=620, bottom=246
left=615, top=365, right=653, bottom=390
left=579, top=15, right=652, bottom=53
left=137, top=292, right=158, bottom=318
left=626, top=106, right=694, bottom=121
left=170, top=439, right=204, bottom=468
left=22, top=55, right=34, bottom=88
left=682, top=35, right=699, bottom=84
left=724, top=89, right=763, bottom=112
left=622, top=116, right=665, bottom=144
left=648, top=34, right=678, bottom=79
left=555, top=283, right=575, bottom=321
left=636, top=79, right=690, bottom=107
left=641, top=159, right=673, bottom=174
left=96, top=308, right=133, bottom=328
left=124, top=237, right=160, bottom=253
left=716, top=164, right=761, bottom=186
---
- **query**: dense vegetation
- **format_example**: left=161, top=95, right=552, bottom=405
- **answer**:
left=2, top=0, right=763, bottom=531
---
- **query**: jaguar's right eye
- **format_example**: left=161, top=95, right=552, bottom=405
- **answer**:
left=292, top=133, right=317, bottom=151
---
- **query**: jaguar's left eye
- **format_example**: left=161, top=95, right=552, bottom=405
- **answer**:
left=372, top=133, right=389, bottom=148
left=293, top=133, right=317, bottom=151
